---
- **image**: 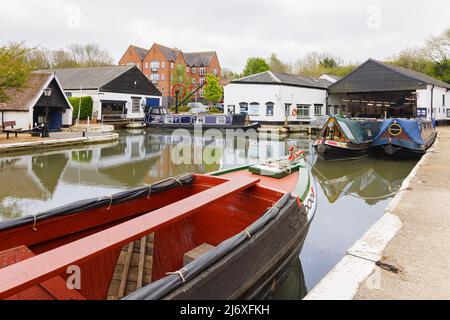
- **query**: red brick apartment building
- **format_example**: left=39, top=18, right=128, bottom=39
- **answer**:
left=119, top=43, right=221, bottom=107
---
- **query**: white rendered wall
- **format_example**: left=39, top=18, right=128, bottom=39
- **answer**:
left=224, top=83, right=327, bottom=123
left=66, top=89, right=161, bottom=120
left=1, top=111, right=31, bottom=129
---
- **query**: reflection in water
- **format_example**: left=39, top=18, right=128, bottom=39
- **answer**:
left=312, top=158, right=415, bottom=205
left=0, top=129, right=418, bottom=297
left=273, top=259, right=307, bottom=300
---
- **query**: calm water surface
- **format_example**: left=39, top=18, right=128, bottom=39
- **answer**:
left=0, top=129, right=417, bottom=297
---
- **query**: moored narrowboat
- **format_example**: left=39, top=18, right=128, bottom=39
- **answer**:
left=0, top=149, right=316, bottom=300
left=313, top=116, right=381, bottom=161
left=145, top=106, right=259, bottom=130
left=371, top=118, right=437, bottom=159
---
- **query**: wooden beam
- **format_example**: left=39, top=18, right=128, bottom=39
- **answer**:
left=136, top=236, right=147, bottom=290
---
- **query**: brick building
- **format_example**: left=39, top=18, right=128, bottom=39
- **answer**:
left=119, top=43, right=221, bottom=107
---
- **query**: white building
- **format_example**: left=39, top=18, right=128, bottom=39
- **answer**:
left=0, top=71, right=72, bottom=130
left=224, top=71, right=332, bottom=125
left=53, top=66, right=162, bottom=122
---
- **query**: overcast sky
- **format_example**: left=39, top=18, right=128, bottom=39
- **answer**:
left=1, top=0, right=449, bottom=71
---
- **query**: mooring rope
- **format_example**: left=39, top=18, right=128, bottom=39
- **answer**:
left=347, top=253, right=400, bottom=274
left=166, top=268, right=188, bottom=283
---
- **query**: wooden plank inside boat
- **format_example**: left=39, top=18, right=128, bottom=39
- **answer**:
left=107, top=234, right=154, bottom=300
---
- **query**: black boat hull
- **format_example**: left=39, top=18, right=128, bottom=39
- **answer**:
left=371, top=132, right=438, bottom=159
left=166, top=197, right=310, bottom=300
left=314, top=143, right=370, bottom=161
left=125, top=196, right=312, bottom=300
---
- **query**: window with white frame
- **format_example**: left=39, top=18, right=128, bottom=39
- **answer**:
left=199, top=90, right=204, bottom=98
left=199, top=67, right=206, bottom=76
left=192, top=67, right=196, bottom=74
left=131, top=97, right=141, bottom=113
left=213, top=69, right=217, bottom=76
left=192, top=78, right=196, bottom=85
left=266, top=102, right=275, bottom=116
left=150, top=61, right=159, bottom=71
left=249, top=102, right=260, bottom=116
left=314, top=104, right=323, bottom=116
left=186, top=67, right=190, bottom=73
left=200, top=77, right=205, bottom=85
left=239, top=102, right=248, bottom=114
left=65, top=92, right=72, bottom=98
left=296, top=104, right=310, bottom=118
left=150, top=74, right=159, bottom=83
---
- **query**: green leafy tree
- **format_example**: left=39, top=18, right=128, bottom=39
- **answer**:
left=171, top=64, right=192, bottom=105
left=0, top=43, right=33, bottom=103
left=243, top=57, right=270, bottom=76
left=204, top=74, right=223, bottom=105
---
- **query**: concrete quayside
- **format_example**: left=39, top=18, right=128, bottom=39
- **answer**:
left=306, top=127, right=450, bottom=300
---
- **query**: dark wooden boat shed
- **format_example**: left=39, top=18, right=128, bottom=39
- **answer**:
left=328, top=59, right=450, bottom=122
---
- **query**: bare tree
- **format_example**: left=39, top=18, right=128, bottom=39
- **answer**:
left=67, top=43, right=114, bottom=67
left=424, top=28, right=449, bottom=63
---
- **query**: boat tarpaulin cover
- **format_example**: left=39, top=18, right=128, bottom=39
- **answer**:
left=375, top=118, right=424, bottom=145
left=335, top=117, right=365, bottom=144
left=123, top=193, right=300, bottom=300
left=0, top=174, right=195, bottom=232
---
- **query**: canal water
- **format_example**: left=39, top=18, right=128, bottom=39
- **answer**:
left=0, top=129, right=417, bottom=298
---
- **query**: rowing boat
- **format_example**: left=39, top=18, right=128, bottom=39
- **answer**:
left=0, top=149, right=317, bottom=300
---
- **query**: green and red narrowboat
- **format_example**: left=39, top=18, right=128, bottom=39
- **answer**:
left=0, top=150, right=317, bottom=300
left=314, top=116, right=381, bottom=161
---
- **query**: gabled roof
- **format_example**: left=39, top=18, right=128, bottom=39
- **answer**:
left=183, top=52, right=216, bottom=67
left=131, top=45, right=149, bottom=60
left=155, top=43, right=181, bottom=62
left=329, top=59, right=450, bottom=93
left=0, top=71, right=66, bottom=112
left=231, top=71, right=331, bottom=89
left=379, top=60, right=450, bottom=89
left=50, top=66, right=135, bottom=90
left=320, top=74, right=343, bottom=82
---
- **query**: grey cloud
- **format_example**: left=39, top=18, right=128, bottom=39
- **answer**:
left=0, top=0, right=448, bottom=72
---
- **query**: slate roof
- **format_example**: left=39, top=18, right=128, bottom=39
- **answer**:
left=231, top=71, right=331, bottom=89
left=131, top=45, right=149, bottom=60
left=155, top=44, right=181, bottom=62
left=50, top=66, right=134, bottom=90
left=183, top=52, right=216, bottom=67
left=0, top=71, right=54, bottom=111
left=329, top=59, right=450, bottom=93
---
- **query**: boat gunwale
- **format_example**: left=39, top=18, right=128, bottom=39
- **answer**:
left=0, top=174, right=275, bottom=299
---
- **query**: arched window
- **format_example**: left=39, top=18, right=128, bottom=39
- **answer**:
left=249, top=102, right=260, bottom=116
left=266, top=102, right=275, bottom=116
left=239, top=102, right=248, bottom=114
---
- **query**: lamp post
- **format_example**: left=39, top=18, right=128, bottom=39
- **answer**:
left=42, top=87, right=52, bottom=138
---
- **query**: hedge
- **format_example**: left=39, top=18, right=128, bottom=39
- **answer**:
left=69, top=96, right=93, bottom=120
